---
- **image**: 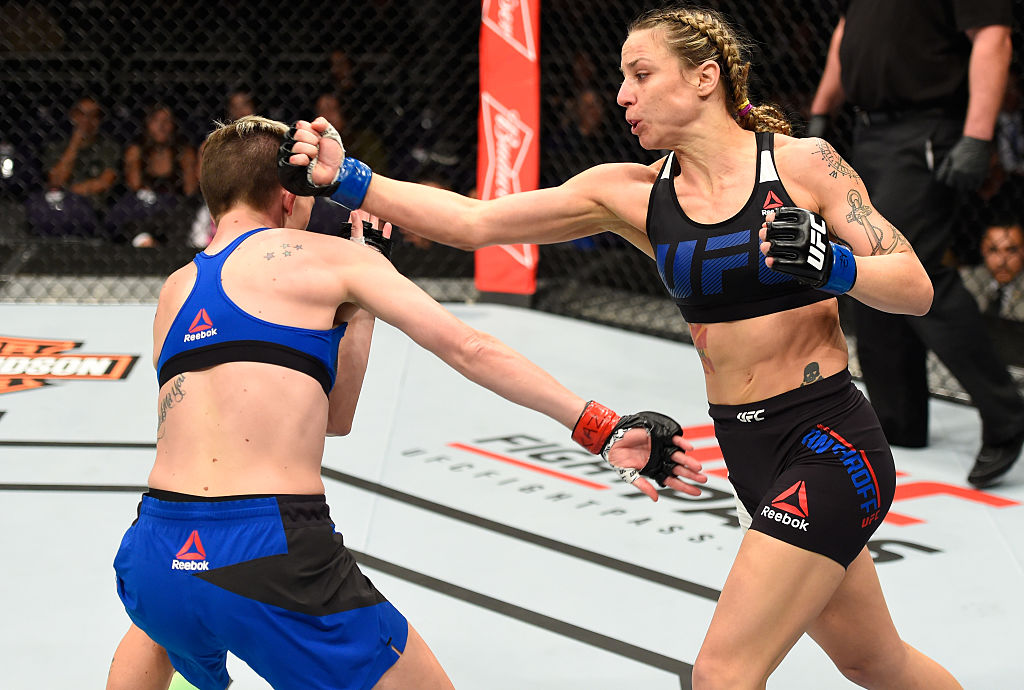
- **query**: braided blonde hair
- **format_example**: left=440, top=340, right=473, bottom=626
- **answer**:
left=628, top=6, right=791, bottom=135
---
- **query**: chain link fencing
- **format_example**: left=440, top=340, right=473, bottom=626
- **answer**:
left=1, top=0, right=1022, bottom=401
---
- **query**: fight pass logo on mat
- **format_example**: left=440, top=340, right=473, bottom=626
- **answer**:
left=405, top=425, right=1021, bottom=564
left=0, top=335, right=139, bottom=395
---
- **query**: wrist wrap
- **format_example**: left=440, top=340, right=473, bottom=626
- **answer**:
left=329, top=157, right=373, bottom=210
left=571, top=401, right=620, bottom=454
left=820, top=243, right=856, bottom=295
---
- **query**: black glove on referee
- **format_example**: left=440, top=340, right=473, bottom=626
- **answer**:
left=936, top=135, right=992, bottom=191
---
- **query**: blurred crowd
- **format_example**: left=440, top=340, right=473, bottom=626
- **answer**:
left=0, top=36, right=1022, bottom=331
left=0, top=45, right=469, bottom=252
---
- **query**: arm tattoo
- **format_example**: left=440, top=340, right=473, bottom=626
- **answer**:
left=814, top=140, right=860, bottom=180
left=845, top=189, right=908, bottom=255
left=156, top=374, right=186, bottom=439
left=801, top=362, right=822, bottom=386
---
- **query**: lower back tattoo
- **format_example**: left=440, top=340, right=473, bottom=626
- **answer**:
left=156, top=374, right=186, bottom=439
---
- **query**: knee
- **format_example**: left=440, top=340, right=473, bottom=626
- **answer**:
left=831, top=640, right=909, bottom=687
left=692, top=651, right=762, bottom=690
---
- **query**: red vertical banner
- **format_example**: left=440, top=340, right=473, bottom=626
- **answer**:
left=476, top=0, right=540, bottom=297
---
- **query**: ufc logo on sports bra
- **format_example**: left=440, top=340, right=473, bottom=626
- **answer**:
left=656, top=229, right=795, bottom=300
left=807, top=214, right=827, bottom=271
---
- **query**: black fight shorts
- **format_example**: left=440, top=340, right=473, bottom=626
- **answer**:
left=709, top=370, right=895, bottom=567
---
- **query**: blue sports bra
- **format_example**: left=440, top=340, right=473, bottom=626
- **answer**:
left=156, top=227, right=347, bottom=395
left=647, top=131, right=832, bottom=323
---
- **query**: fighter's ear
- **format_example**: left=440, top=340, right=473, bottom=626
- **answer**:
left=282, top=189, right=297, bottom=216
left=693, top=59, right=721, bottom=96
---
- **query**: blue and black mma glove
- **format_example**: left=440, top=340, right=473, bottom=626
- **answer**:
left=572, top=401, right=685, bottom=487
left=277, top=124, right=373, bottom=210
left=764, top=206, right=857, bottom=295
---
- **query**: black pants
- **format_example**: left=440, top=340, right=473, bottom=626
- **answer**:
left=850, top=112, right=1024, bottom=446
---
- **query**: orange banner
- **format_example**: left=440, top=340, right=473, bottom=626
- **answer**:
left=475, top=0, right=540, bottom=296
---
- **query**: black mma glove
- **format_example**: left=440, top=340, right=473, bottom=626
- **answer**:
left=764, top=207, right=857, bottom=295
left=602, top=411, right=685, bottom=487
left=360, top=220, right=393, bottom=260
left=277, top=123, right=373, bottom=209
left=935, top=135, right=992, bottom=191
left=571, top=402, right=685, bottom=488
left=277, top=125, right=342, bottom=197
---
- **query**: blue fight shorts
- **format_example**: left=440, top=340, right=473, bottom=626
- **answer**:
left=113, top=491, right=408, bottom=690
left=709, top=369, right=896, bottom=568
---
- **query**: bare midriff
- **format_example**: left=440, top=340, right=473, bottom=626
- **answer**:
left=692, top=299, right=849, bottom=405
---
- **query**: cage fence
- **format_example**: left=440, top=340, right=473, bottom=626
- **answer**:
left=2, top=0, right=1022, bottom=401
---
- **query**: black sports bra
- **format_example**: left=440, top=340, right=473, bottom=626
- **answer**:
left=646, top=131, right=831, bottom=323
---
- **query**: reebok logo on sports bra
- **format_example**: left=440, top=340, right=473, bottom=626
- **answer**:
left=183, top=308, right=218, bottom=343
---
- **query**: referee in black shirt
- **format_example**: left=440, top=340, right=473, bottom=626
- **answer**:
left=809, top=0, right=1024, bottom=488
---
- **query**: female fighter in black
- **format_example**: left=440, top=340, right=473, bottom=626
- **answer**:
left=287, top=6, right=961, bottom=688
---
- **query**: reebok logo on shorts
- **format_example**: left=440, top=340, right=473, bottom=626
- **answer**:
left=172, top=530, right=210, bottom=571
left=184, top=308, right=217, bottom=343
left=761, top=481, right=810, bottom=531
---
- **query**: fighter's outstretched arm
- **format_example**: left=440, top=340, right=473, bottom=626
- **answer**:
left=325, top=240, right=706, bottom=500
left=283, top=117, right=647, bottom=252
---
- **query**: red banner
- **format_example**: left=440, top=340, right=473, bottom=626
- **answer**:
left=475, top=0, right=540, bottom=296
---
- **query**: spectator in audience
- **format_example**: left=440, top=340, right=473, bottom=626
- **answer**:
left=542, top=87, right=635, bottom=250
left=188, top=87, right=260, bottom=248
left=107, top=104, right=197, bottom=246
left=315, top=92, right=388, bottom=174
left=26, top=96, right=119, bottom=237
left=328, top=48, right=356, bottom=100
left=963, top=221, right=1024, bottom=367
left=543, top=87, right=642, bottom=181
left=226, top=86, right=257, bottom=124
left=966, top=221, right=1024, bottom=321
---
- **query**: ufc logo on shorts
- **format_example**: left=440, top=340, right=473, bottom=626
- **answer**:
left=808, top=215, right=827, bottom=271
left=736, top=409, right=765, bottom=422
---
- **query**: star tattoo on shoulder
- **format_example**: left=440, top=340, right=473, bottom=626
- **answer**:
left=264, top=252, right=275, bottom=260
